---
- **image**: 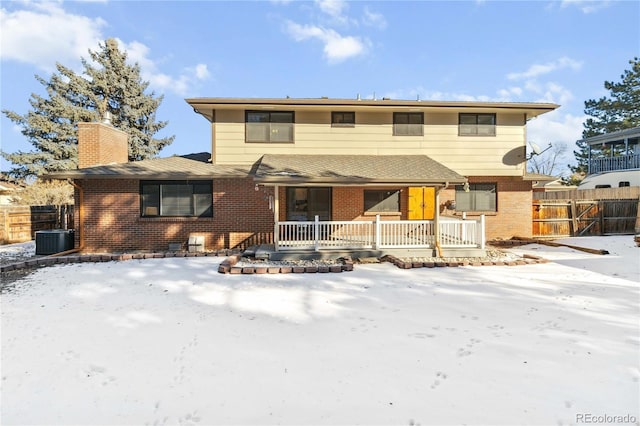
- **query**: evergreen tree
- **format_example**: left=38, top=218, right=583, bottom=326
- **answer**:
left=2, top=39, right=174, bottom=179
left=571, top=57, right=640, bottom=176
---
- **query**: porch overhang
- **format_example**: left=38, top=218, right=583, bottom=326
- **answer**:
left=253, top=154, right=467, bottom=187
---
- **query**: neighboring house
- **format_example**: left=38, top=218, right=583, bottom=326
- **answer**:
left=47, top=97, right=558, bottom=253
left=578, top=126, right=640, bottom=189
left=531, top=175, right=575, bottom=193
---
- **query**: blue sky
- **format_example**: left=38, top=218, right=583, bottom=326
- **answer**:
left=1, top=0, right=639, bottom=176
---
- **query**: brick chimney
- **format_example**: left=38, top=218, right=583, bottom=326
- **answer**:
left=77, top=117, right=128, bottom=168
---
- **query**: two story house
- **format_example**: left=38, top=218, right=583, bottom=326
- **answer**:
left=576, top=126, right=640, bottom=189
left=49, top=97, right=558, bottom=254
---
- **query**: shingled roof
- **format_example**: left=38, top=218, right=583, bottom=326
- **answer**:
left=46, top=152, right=467, bottom=186
left=44, top=153, right=254, bottom=180
left=254, top=154, right=466, bottom=185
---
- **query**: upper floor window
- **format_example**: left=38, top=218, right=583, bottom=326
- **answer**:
left=459, top=113, right=496, bottom=136
left=141, top=180, right=213, bottom=217
left=331, top=111, right=355, bottom=127
left=393, top=112, right=423, bottom=136
left=246, top=111, right=294, bottom=143
left=455, top=183, right=497, bottom=212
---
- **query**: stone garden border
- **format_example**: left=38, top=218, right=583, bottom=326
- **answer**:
left=1, top=250, right=549, bottom=277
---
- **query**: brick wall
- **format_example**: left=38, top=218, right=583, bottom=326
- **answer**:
left=277, top=179, right=532, bottom=241
left=439, top=176, right=533, bottom=240
left=78, top=122, right=128, bottom=168
left=277, top=186, right=406, bottom=221
left=76, top=177, right=274, bottom=253
left=75, top=176, right=531, bottom=252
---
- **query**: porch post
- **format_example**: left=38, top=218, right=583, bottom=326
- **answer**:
left=375, top=214, right=381, bottom=249
left=273, top=185, right=279, bottom=251
left=625, top=137, right=629, bottom=168
left=434, top=186, right=441, bottom=254
left=480, top=214, right=486, bottom=250
left=314, top=215, right=320, bottom=251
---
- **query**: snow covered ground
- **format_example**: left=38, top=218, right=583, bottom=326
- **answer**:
left=1, top=236, right=638, bottom=425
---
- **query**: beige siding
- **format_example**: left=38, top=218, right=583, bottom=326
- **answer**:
left=212, top=110, right=528, bottom=176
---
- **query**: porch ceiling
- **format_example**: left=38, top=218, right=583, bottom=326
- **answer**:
left=253, top=154, right=467, bottom=186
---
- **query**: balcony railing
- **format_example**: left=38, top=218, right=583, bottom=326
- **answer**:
left=589, top=153, right=640, bottom=174
left=274, top=215, right=485, bottom=251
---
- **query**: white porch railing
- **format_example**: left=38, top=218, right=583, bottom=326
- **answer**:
left=275, top=215, right=485, bottom=251
left=589, top=153, right=640, bottom=174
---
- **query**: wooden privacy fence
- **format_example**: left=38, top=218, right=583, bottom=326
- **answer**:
left=0, top=205, right=74, bottom=244
left=533, top=197, right=639, bottom=238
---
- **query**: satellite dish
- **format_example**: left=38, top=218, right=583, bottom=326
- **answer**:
left=530, top=142, right=542, bottom=155
left=526, top=142, right=552, bottom=160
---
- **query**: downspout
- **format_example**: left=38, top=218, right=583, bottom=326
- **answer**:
left=48, top=180, right=84, bottom=257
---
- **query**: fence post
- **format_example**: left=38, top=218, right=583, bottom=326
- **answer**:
left=479, top=214, right=486, bottom=250
left=314, top=215, right=320, bottom=251
left=599, top=201, right=604, bottom=235
left=375, top=214, right=381, bottom=249
left=570, top=200, right=578, bottom=236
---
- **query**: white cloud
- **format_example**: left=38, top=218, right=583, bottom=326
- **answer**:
left=362, top=6, right=387, bottom=29
left=560, top=0, right=612, bottom=13
left=497, top=86, right=524, bottom=100
left=193, top=64, right=210, bottom=80
left=285, top=21, right=367, bottom=63
left=507, top=57, right=583, bottom=80
left=527, top=110, right=586, bottom=171
left=0, top=3, right=210, bottom=97
left=0, top=3, right=105, bottom=71
left=315, top=0, right=348, bottom=20
left=116, top=39, right=210, bottom=96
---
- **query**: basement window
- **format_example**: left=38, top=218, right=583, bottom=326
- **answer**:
left=141, top=181, right=213, bottom=217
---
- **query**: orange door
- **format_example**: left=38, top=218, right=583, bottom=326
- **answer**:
left=408, top=187, right=435, bottom=220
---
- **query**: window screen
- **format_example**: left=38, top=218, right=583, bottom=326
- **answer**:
left=246, top=111, right=294, bottom=142
left=364, top=190, right=400, bottom=212
left=141, top=181, right=213, bottom=217
left=455, top=183, right=497, bottom=212
left=393, top=112, right=423, bottom=136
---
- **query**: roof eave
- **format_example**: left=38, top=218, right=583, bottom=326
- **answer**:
left=44, top=172, right=249, bottom=180
left=254, top=176, right=467, bottom=186
left=186, top=97, right=559, bottom=118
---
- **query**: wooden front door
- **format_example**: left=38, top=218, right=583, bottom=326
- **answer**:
left=408, top=187, right=435, bottom=220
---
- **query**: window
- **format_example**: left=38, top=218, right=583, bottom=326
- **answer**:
left=141, top=181, right=213, bottom=217
left=393, top=112, right=423, bottom=136
left=246, top=111, right=294, bottom=143
left=619, top=181, right=630, bottom=187
left=286, top=187, right=331, bottom=221
left=364, top=190, right=400, bottom=213
left=455, top=183, right=497, bottom=212
left=459, top=113, right=496, bottom=136
left=332, top=111, right=355, bottom=127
